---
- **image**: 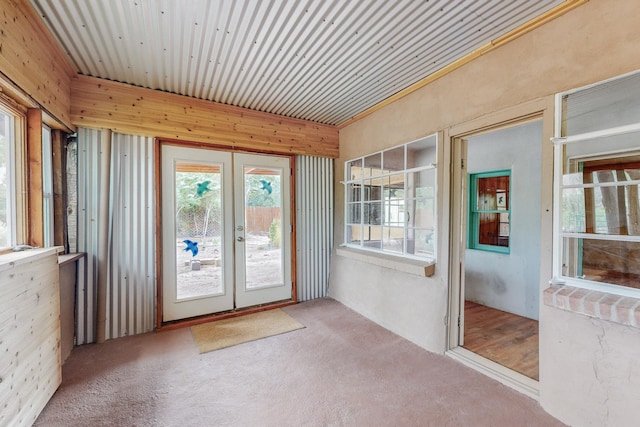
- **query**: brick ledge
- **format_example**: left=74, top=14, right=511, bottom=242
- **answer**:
left=544, top=284, right=640, bottom=328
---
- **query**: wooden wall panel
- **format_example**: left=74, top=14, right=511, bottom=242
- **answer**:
left=0, top=0, right=75, bottom=130
left=0, top=248, right=61, bottom=427
left=71, top=75, right=339, bottom=158
left=27, top=108, right=44, bottom=247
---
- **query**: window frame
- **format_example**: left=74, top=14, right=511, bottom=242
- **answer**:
left=467, top=169, right=511, bottom=254
left=42, top=124, right=54, bottom=247
left=343, top=134, right=437, bottom=261
left=0, top=101, right=25, bottom=251
left=552, top=70, right=640, bottom=298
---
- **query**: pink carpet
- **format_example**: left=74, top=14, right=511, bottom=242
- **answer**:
left=35, top=298, right=564, bottom=426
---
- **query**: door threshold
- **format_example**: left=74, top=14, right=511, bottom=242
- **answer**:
left=158, top=299, right=297, bottom=332
left=446, top=347, right=539, bottom=400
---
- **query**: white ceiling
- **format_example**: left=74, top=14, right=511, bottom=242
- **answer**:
left=31, top=0, right=564, bottom=126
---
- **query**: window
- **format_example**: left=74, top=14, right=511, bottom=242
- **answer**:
left=0, top=105, right=17, bottom=249
left=468, top=170, right=511, bottom=253
left=42, top=125, right=54, bottom=247
left=344, top=134, right=437, bottom=260
left=553, top=70, right=640, bottom=295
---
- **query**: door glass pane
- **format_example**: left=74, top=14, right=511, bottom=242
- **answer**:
left=244, top=166, right=283, bottom=289
left=175, top=163, right=223, bottom=299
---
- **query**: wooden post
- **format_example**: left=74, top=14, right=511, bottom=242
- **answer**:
left=52, top=129, right=69, bottom=252
left=27, top=108, right=44, bottom=247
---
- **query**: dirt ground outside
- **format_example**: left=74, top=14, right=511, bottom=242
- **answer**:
left=176, top=233, right=282, bottom=299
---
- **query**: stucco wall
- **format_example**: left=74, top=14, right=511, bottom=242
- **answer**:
left=331, top=0, right=640, bottom=424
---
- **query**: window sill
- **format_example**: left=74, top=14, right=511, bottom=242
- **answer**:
left=336, top=246, right=435, bottom=277
left=544, top=284, right=640, bottom=328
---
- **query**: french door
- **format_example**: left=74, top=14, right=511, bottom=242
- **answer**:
left=161, top=145, right=292, bottom=322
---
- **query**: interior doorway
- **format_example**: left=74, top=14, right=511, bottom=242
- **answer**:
left=160, top=145, right=292, bottom=322
left=449, top=119, right=543, bottom=384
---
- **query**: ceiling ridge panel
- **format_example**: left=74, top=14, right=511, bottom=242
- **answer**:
left=289, top=0, right=452, bottom=122
left=272, top=0, right=423, bottom=118
left=222, top=0, right=279, bottom=105
left=248, top=0, right=331, bottom=112
left=215, top=0, right=261, bottom=104
left=232, top=0, right=307, bottom=109
left=301, top=0, right=561, bottom=124
left=259, top=0, right=347, bottom=114
left=30, top=0, right=566, bottom=126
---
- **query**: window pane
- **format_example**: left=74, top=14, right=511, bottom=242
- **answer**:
left=562, top=187, right=586, bottom=233
left=364, top=179, right=382, bottom=201
left=565, top=131, right=640, bottom=163
left=562, top=184, right=640, bottom=235
left=407, top=228, right=435, bottom=257
left=563, top=71, right=640, bottom=136
left=407, top=169, right=435, bottom=198
left=347, top=202, right=361, bottom=224
left=384, top=173, right=405, bottom=226
left=563, top=237, right=640, bottom=290
left=363, top=226, right=382, bottom=249
left=42, top=126, right=53, bottom=247
left=476, top=175, right=510, bottom=211
left=347, top=158, right=363, bottom=181
left=347, top=225, right=362, bottom=245
left=347, top=183, right=361, bottom=202
left=407, top=135, right=437, bottom=169
left=478, top=213, right=509, bottom=247
left=383, top=146, right=404, bottom=172
left=382, top=226, right=404, bottom=253
left=363, top=202, right=382, bottom=225
left=407, top=198, right=435, bottom=229
left=364, top=153, right=382, bottom=177
left=0, top=110, right=11, bottom=248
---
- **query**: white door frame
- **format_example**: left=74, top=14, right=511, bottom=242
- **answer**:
left=161, top=145, right=235, bottom=321
left=445, top=98, right=555, bottom=399
left=234, top=152, right=293, bottom=308
left=160, top=144, right=294, bottom=322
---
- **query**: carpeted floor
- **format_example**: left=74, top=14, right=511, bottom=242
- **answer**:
left=35, top=298, right=564, bottom=427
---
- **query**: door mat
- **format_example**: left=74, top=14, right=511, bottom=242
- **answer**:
left=191, top=309, right=305, bottom=354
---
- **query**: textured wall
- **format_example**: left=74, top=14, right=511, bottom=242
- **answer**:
left=333, top=0, right=640, bottom=425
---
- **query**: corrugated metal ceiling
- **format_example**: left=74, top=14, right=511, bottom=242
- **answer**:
left=30, top=0, right=564, bottom=126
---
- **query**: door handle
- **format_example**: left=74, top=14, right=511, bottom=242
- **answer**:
left=237, top=236, right=244, bottom=242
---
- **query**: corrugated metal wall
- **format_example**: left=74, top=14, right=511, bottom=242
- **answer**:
left=76, top=128, right=155, bottom=344
left=106, top=133, right=156, bottom=339
left=296, top=156, right=334, bottom=301
left=75, top=128, right=101, bottom=345
left=76, top=142, right=329, bottom=343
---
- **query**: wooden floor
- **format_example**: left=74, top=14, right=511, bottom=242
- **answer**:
left=463, top=301, right=539, bottom=381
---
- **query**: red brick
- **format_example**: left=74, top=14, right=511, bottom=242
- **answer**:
left=555, top=286, right=576, bottom=310
left=598, top=294, right=623, bottom=321
left=568, top=288, right=590, bottom=312
left=583, top=291, right=605, bottom=317
left=615, top=297, right=638, bottom=325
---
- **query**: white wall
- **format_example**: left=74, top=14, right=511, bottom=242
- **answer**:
left=329, top=255, right=447, bottom=352
left=539, top=305, right=640, bottom=427
left=465, top=121, right=542, bottom=320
